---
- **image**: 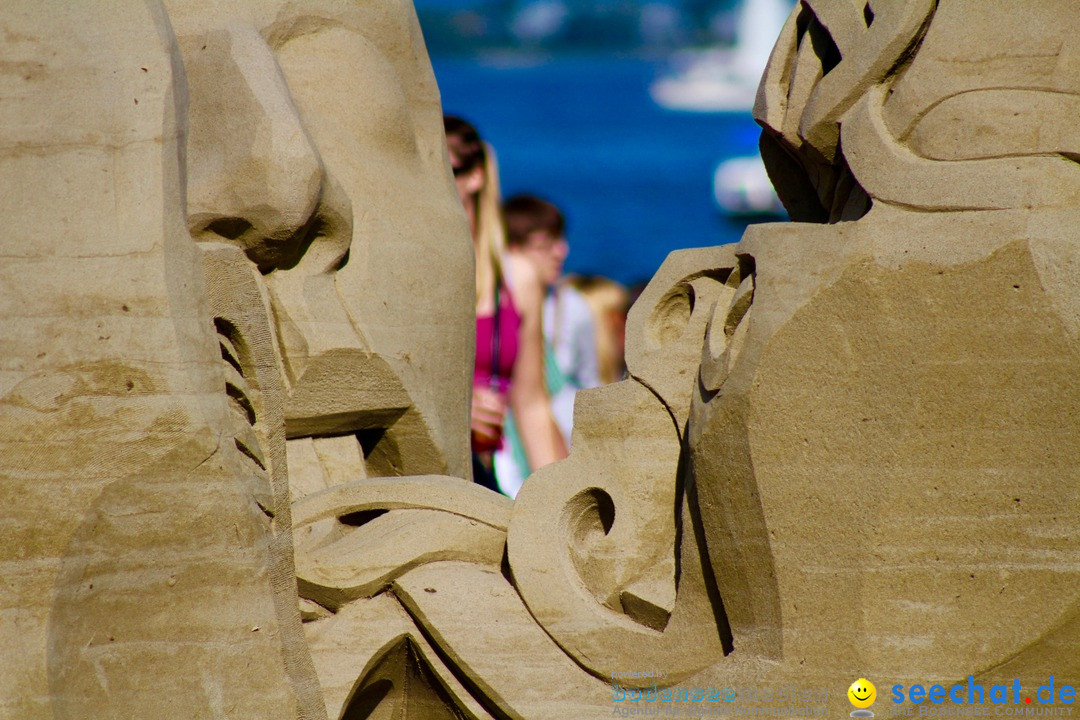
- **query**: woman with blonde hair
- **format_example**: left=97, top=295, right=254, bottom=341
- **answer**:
left=444, top=116, right=567, bottom=491
left=567, top=274, right=630, bottom=385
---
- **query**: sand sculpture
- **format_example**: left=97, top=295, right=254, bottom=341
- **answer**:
left=1, top=1, right=1076, bottom=719
left=1, top=0, right=470, bottom=717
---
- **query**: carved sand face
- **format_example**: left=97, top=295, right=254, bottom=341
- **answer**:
left=163, top=0, right=475, bottom=481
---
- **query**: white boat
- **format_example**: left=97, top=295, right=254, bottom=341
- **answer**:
left=713, top=155, right=786, bottom=217
left=650, top=0, right=793, bottom=113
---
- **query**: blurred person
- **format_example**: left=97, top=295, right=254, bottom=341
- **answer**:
left=495, top=195, right=601, bottom=496
left=444, top=117, right=567, bottom=492
left=568, top=274, right=631, bottom=385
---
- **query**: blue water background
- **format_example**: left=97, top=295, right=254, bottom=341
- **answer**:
left=432, top=53, right=775, bottom=287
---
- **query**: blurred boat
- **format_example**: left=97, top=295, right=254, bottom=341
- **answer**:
left=650, top=0, right=793, bottom=113
left=650, top=47, right=758, bottom=112
left=713, top=155, right=786, bottom=217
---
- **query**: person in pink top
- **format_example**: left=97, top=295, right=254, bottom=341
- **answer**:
left=444, top=116, right=567, bottom=491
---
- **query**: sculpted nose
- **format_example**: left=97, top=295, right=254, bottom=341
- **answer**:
left=181, top=25, right=325, bottom=272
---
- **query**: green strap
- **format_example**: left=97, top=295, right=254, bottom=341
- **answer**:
left=504, top=410, right=529, bottom=477
left=543, top=338, right=568, bottom=396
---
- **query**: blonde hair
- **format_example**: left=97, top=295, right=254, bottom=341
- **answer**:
left=443, top=116, right=506, bottom=305
left=474, top=142, right=506, bottom=305
left=567, top=274, right=629, bottom=384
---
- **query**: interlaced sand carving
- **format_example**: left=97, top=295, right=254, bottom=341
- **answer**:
left=1, top=1, right=1077, bottom=719
left=323, top=1, right=1078, bottom=715
left=689, top=0, right=1079, bottom=703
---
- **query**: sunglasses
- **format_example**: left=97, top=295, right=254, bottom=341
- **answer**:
left=451, top=154, right=482, bottom=177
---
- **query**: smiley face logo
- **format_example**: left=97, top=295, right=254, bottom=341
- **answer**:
left=848, top=678, right=877, bottom=709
